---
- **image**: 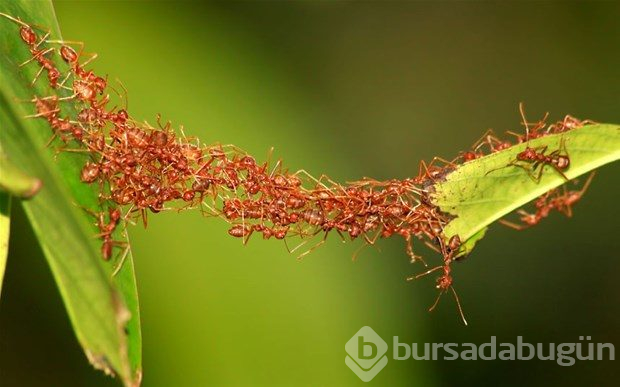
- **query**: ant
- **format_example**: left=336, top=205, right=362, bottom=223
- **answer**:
left=0, top=13, right=61, bottom=87
left=414, top=157, right=456, bottom=185
left=47, top=41, right=107, bottom=95
left=486, top=136, right=571, bottom=183
left=547, top=115, right=597, bottom=134
left=506, top=103, right=550, bottom=143
left=500, top=172, right=595, bottom=230
left=514, top=137, right=570, bottom=182
left=408, top=235, right=468, bottom=325
left=460, top=129, right=513, bottom=162
left=25, top=96, right=85, bottom=144
left=81, top=205, right=129, bottom=275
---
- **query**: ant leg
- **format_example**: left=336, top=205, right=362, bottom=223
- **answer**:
left=156, top=113, right=172, bottom=131
left=471, top=129, right=503, bottom=154
left=552, top=166, right=569, bottom=181
left=498, top=219, right=530, bottom=231
left=24, top=108, right=61, bottom=119
left=296, top=229, right=328, bottom=261
left=351, top=242, right=371, bottom=261
left=315, top=174, right=342, bottom=190
left=418, top=157, right=455, bottom=180
left=289, top=239, right=309, bottom=254
left=427, top=288, right=446, bottom=312
left=29, top=66, right=48, bottom=87
left=505, top=130, right=527, bottom=143
left=19, top=47, right=54, bottom=67
left=405, top=234, right=427, bottom=266
left=430, top=156, right=457, bottom=168
left=529, top=163, right=545, bottom=183
left=111, top=241, right=131, bottom=277
left=485, top=159, right=527, bottom=177
left=518, top=103, right=548, bottom=140
left=115, top=79, right=129, bottom=112
left=518, top=102, right=530, bottom=138
left=362, top=228, right=382, bottom=246
left=560, top=171, right=596, bottom=217
left=449, top=286, right=468, bottom=325
left=288, top=224, right=321, bottom=254
left=407, top=265, right=443, bottom=281
left=76, top=204, right=102, bottom=221
left=269, top=158, right=283, bottom=178
left=423, top=240, right=441, bottom=254
left=577, top=171, right=596, bottom=196
left=292, top=169, right=331, bottom=190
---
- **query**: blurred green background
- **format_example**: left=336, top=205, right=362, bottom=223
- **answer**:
left=1, top=1, right=619, bottom=386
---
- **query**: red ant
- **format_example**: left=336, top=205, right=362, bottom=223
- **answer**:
left=460, top=129, right=513, bottom=162
left=487, top=136, right=571, bottom=183
left=547, top=115, right=596, bottom=134
left=408, top=235, right=467, bottom=325
left=50, top=42, right=107, bottom=94
left=26, top=96, right=85, bottom=144
left=80, top=205, right=129, bottom=274
left=0, top=13, right=61, bottom=87
left=514, top=137, right=570, bottom=182
left=500, top=172, right=595, bottom=230
left=506, top=103, right=550, bottom=143
left=414, top=157, right=456, bottom=185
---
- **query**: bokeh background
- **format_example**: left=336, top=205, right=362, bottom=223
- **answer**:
left=1, top=1, right=619, bottom=386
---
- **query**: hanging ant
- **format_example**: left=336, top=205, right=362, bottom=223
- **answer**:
left=408, top=234, right=467, bottom=325
left=500, top=172, right=595, bottom=230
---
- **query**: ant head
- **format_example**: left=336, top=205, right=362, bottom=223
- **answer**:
left=517, top=148, right=533, bottom=160
left=60, top=45, right=78, bottom=63
left=72, top=127, right=83, bottom=141
left=495, top=142, right=511, bottom=151
left=74, top=80, right=96, bottom=101
left=151, top=131, right=168, bottom=147
left=274, top=228, right=288, bottom=240
left=109, top=208, right=121, bottom=223
left=436, top=271, right=453, bottom=290
left=182, top=190, right=195, bottom=202
left=557, top=156, right=570, bottom=170
left=289, top=176, right=302, bottom=187
left=447, top=235, right=461, bottom=254
left=239, top=155, right=256, bottom=168
left=94, top=76, right=107, bottom=93
left=117, top=109, right=128, bottom=122
left=47, top=68, right=60, bottom=85
left=19, top=26, right=36, bottom=45
left=462, top=151, right=478, bottom=161
left=80, top=162, right=100, bottom=183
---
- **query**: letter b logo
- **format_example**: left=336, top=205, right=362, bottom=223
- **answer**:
left=359, top=335, right=377, bottom=359
left=345, top=326, right=388, bottom=382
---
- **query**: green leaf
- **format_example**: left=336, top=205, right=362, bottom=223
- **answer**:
left=0, top=153, right=42, bottom=198
left=0, top=2, right=141, bottom=385
left=431, top=124, right=620, bottom=250
left=0, top=191, right=9, bottom=298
